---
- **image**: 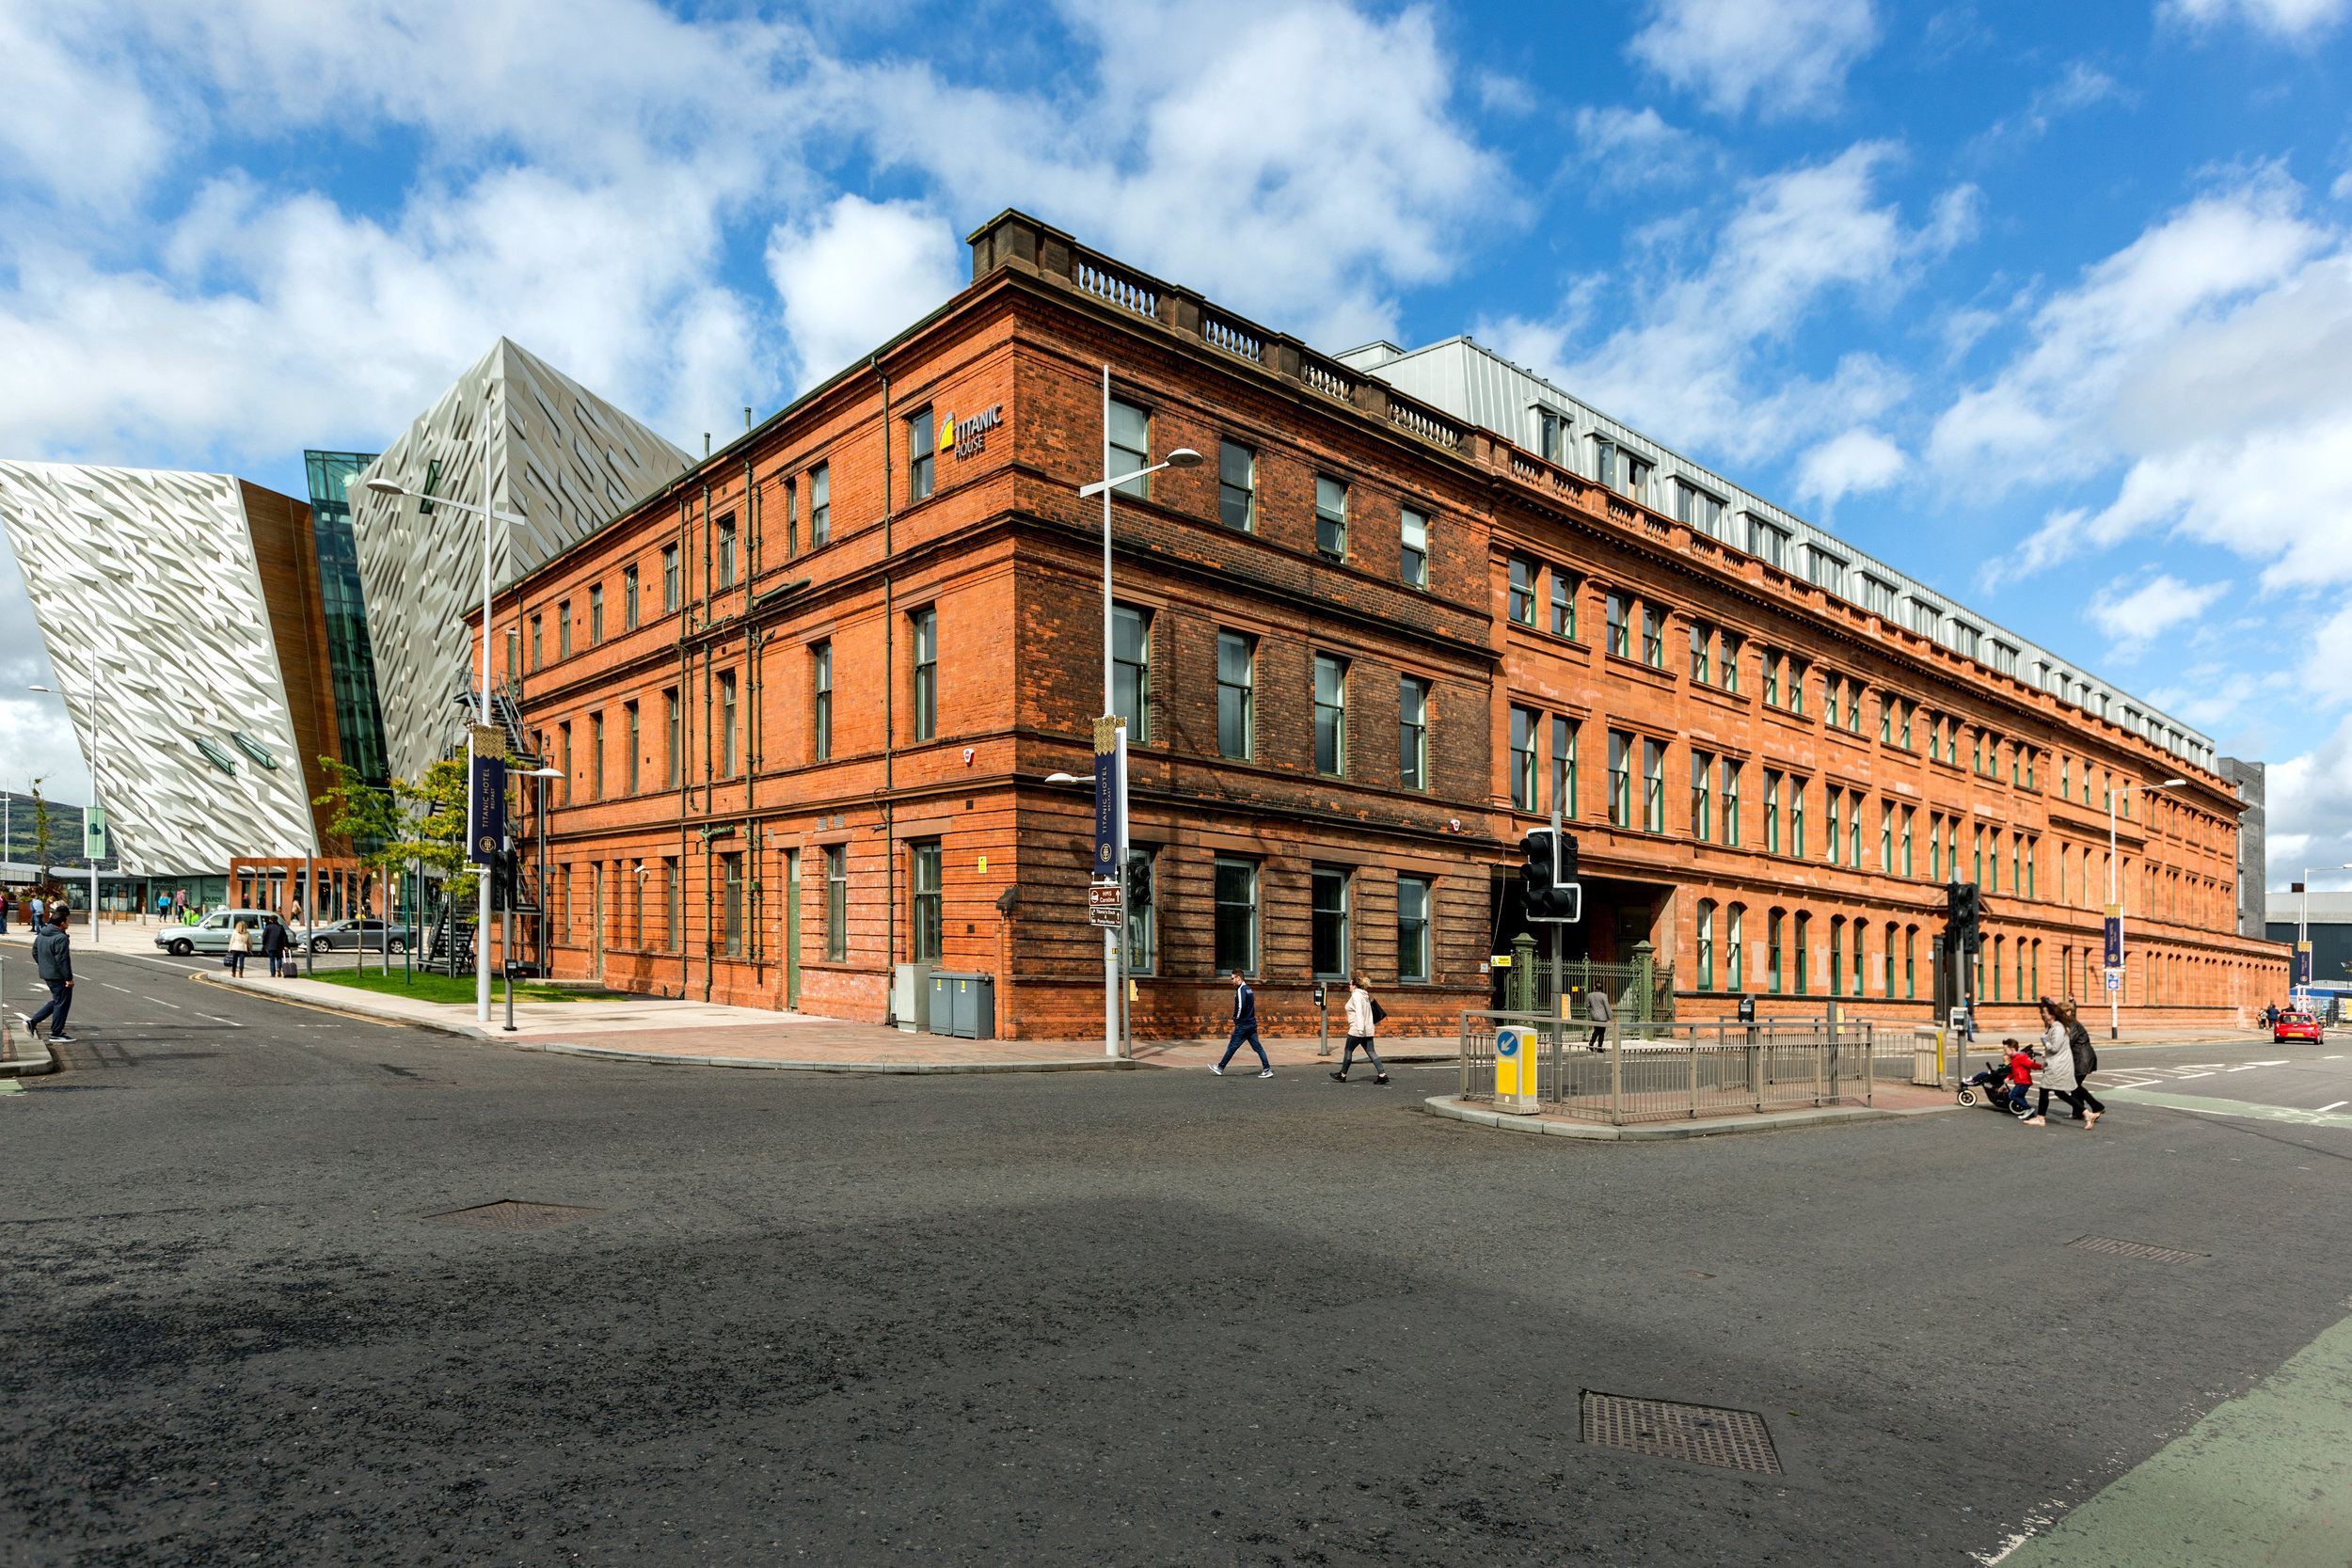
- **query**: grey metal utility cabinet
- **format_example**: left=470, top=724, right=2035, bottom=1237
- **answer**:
left=926, top=972, right=995, bottom=1039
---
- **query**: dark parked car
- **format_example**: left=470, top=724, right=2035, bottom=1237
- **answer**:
left=307, top=918, right=417, bottom=955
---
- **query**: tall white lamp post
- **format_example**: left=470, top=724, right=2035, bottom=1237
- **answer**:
left=2106, top=776, right=2187, bottom=1040
left=26, top=664, right=99, bottom=944
left=365, top=471, right=526, bottom=1023
left=1073, top=376, right=1200, bottom=1058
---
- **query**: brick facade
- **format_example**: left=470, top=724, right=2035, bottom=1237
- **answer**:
left=480, top=210, right=2288, bottom=1039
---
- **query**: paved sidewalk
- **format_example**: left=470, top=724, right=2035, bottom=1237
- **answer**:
left=1427, top=1077, right=1958, bottom=1140
left=190, top=970, right=1462, bottom=1074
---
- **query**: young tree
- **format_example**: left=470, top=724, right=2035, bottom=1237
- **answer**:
left=28, top=778, right=57, bottom=887
left=398, top=758, right=478, bottom=976
left=314, top=757, right=410, bottom=976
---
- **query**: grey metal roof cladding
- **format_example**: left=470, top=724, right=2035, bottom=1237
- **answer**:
left=1335, top=335, right=2213, bottom=772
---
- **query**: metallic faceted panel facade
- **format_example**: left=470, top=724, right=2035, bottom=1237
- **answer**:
left=350, top=339, right=690, bottom=784
left=0, top=462, right=324, bottom=874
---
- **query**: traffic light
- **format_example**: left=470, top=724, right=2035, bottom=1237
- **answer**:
left=1945, top=880, right=1982, bottom=954
left=1520, top=831, right=1581, bottom=919
left=1126, top=853, right=1152, bottom=911
left=1520, top=830, right=1556, bottom=912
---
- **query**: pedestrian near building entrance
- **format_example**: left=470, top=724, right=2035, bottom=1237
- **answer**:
left=227, top=919, right=252, bottom=978
left=28, top=893, right=45, bottom=930
left=261, top=916, right=290, bottom=978
left=1331, top=971, right=1389, bottom=1085
left=1585, top=986, right=1613, bottom=1052
left=26, top=908, right=75, bottom=1043
left=1212, top=971, right=1272, bottom=1078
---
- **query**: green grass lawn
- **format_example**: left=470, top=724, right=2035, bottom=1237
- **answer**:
left=310, top=967, right=620, bottom=1006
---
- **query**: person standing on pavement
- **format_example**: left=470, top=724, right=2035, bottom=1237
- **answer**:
left=27, top=893, right=44, bottom=931
left=227, top=918, right=252, bottom=978
left=1212, top=971, right=1272, bottom=1078
left=261, top=914, right=290, bottom=978
left=1584, top=985, right=1613, bottom=1053
left=2265, top=1002, right=2280, bottom=1031
left=25, top=907, right=76, bottom=1044
left=1331, top=971, right=1389, bottom=1085
left=0, top=888, right=12, bottom=935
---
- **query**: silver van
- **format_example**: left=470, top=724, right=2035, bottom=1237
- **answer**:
left=154, top=911, right=286, bottom=958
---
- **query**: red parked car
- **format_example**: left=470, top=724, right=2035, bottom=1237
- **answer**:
left=2274, top=1011, right=2324, bottom=1044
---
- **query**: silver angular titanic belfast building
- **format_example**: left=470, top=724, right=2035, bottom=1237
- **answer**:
left=0, top=463, right=338, bottom=879
left=0, top=341, right=687, bottom=883
left=350, top=339, right=691, bottom=784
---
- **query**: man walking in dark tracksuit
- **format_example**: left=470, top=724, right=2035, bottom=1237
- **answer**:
left=27, top=908, right=76, bottom=1043
left=1213, top=971, right=1272, bottom=1077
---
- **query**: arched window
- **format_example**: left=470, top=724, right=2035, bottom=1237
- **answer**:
left=1767, top=909, right=1784, bottom=995
left=1697, top=900, right=1717, bottom=991
left=1726, top=905, right=1744, bottom=991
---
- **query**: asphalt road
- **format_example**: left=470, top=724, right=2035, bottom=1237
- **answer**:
left=7, top=945, right=2349, bottom=1565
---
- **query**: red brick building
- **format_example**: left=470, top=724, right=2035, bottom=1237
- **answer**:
left=480, top=210, right=2286, bottom=1037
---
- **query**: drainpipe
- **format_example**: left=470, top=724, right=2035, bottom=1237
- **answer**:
left=676, top=495, right=691, bottom=1000
left=878, top=352, right=897, bottom=1026
left=703, top=639, right=715, bottom=1003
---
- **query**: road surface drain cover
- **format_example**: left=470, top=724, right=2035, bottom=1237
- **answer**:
left=1581, top=1392, right=1781, bottom=1473
left=2070, top=1234, right=2201, bottom=1265
left=426, top=1200, right=599, bottom=1231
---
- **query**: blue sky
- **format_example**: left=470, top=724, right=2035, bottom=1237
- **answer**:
left=3, top=0, right=2349, bottom=892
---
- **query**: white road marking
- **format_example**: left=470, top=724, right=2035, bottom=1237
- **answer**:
left=2251, top=1059, right=2291, bottom=1067
left=2319, top=1101, right=2348, bottom=1115
left=2175, top=1071, right=2216, bottom=1079
left=103, top=983, right=134, bottom=992
left=197, top=1013, right=241, bottom=1025
left=2228, top=1065, right=2263, bottom=1072
left=149, top=998, right=182, bottom=1009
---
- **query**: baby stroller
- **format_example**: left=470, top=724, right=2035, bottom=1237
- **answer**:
left=1957, top=1056, right=2035, bottom=1117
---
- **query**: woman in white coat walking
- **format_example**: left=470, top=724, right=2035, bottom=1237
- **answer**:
left=1330, top=971, right=1390, bottom=1085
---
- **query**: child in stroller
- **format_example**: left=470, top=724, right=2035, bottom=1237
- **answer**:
left=1957, top=1037, right=2038, bottom=1117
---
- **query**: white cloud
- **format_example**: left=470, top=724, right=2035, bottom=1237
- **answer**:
left=767, top=197, right=965, bottom=388
left=1969, top=62, right=2126, bottom=154
left=847, top=0, right=1512, bottom=350
left=2163, top=0, right=2351, bottom=38
left=2267, top=711, right=2352, bottom=882
left=1629, top=0, right=1880, bottom=120
left=2085, top=572, right=2230, bottom=657
left=1486, top=144, right=1966, bottom=465
left=1949, top=178, right=2352, bottom=589
left=1794, top=428, right=1908, bottom=508
left=1571, top=107, right=1707, bottom=190
left=2302, top=605, right=2352, bottom=705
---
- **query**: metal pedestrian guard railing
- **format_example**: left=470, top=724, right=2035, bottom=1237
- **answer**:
left=1458, top=1011, right=1874, bottom=1125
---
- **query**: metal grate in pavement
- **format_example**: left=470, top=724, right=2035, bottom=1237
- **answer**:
left=426, top=1200, right=600, bottom=1231
left=2069, top=1234, right=2202, bottom=1265
left=1581, top=1391, right=1781, bottom=1473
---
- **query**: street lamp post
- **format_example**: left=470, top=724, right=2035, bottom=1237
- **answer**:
left=27, top=665, right=99, bottom=943
left=2107, top=776, right=2187, bottom=1040
left=1074, top=378, right=1201, bottom=1059
left=364, top=473, right=527, bottom=1024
